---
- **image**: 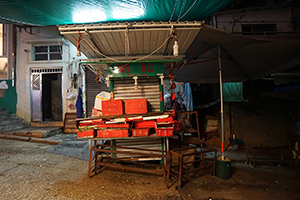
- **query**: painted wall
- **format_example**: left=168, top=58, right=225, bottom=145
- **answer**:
left=212, top=7, right=292, bottom=33
left=16, top=26, right=83, bottom=122
left=0, top=80, right=17, bottom=113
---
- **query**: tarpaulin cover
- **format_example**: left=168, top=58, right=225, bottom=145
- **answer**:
left=0, top=0, right=232, bottom=26
left=174, top=24, right=300, bottom=83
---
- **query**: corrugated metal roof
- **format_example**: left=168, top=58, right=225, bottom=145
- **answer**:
left=58, top=21, right=203, bottom=60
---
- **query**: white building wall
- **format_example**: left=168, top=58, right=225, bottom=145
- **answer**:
left=213, top=7, right=292, bottom=33
left=16, top=26, right=83, bottom=122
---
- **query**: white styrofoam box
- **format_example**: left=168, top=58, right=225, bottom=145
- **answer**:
left=94, top=91, right=110, bottom=110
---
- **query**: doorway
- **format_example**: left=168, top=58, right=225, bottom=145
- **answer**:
left=31, top=68, right=63, bottom=122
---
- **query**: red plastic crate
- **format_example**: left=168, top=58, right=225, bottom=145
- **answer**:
left=124, top=98, right=147, bottom=114
left=98, top=123, right=129, bottom=128
left=168, top=109, right=176, bottom=116
left=102, top=99, right=123, bottom=116
left=155, top=125, right=174, bottom=137
left=134, top=120, right=155, bottom=128
left=156, top=116, right=174, bottom=123
left=132, top=129, right=150, bottom=137
left=77, top=129, right=96, bottom=138
left=97, top=129, right=128, bottom=138
left=78, top=119, right=104, bottom=126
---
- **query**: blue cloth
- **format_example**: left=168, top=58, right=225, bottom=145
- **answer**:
left=75, top=87, right=84, bottom=118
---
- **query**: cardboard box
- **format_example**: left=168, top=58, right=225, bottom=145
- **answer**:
left=102, top=99, right=123, bottom=116
left=124, top=98, right=147, bottom=114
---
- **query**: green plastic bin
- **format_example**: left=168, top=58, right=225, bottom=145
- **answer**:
left=216, top=157, right=231, bottom=180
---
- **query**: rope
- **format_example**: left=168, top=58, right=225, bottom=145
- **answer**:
left=177, top=0, right=186, bottom=21
left=81, top=34, right=173, bottom=63
left=169, top=0, right=179, bottom=21
left=81, top=38, right=119, bottom=62
left=177, top=0, right=198, bottom=21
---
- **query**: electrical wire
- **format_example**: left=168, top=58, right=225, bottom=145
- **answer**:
left=177, top=0, right=198, bottom=21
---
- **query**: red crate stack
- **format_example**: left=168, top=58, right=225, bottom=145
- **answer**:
left=155, top=125, right=174, bottom=137
left=124, top=98, right=147, bottom=114
left=102, top=99, right=123, bottom=116
left=98, top=123, right=129, bottom=128
left=77, top=129, right=96, bottom=138
left=134, top=120, right=155, bottom=128
left=132, top=129, right=150, bottom=137
left=97, top=129, right=128, bottom=138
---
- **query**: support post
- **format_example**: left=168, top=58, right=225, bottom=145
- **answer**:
left=218, top=45, right=225, bottom=161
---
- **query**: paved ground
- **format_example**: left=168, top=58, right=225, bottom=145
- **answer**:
left=0, top=137, right=300, bottom=200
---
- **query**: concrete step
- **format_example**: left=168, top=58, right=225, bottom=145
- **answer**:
left=0, top=122, right=30, bottom=132
left=0, top=113, right=16, bottom=120
left=1, top=127, right=63, bottom=138
left=31, top=121, right=64, bottom=127
left=0, top=110, right=10, bottom=116
left=63, top=128, right=77, bottom=134
left=0, top=118, right=24, bottom=126
left=0, top=134, right=60, bottom=145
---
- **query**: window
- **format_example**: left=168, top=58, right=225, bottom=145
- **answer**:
left=242, top=24, right=277, bottom=35
left=0, top=24, right=7, bottom=56
left=34, top=45, right=62, bottom=61
left=0, top=24, right=8, bottom=79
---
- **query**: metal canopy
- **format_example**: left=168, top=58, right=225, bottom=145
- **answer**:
left=58, top=21, right=203, bottom=61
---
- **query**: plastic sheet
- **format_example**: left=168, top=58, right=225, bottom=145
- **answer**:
left=182, top=83, right=193, bottom=111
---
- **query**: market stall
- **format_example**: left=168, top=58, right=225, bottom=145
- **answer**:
left=58, top=21, right=217, bottom=187
left=75, top=61, right=180, bottom=178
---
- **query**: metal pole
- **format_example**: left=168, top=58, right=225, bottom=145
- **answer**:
left=218, top=45, right=225, bottom=161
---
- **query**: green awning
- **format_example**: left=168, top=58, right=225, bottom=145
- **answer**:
left=0, top=0, right=233, bottom=26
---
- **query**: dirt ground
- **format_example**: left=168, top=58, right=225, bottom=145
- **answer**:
left=0, top=139, right=300, bottom=200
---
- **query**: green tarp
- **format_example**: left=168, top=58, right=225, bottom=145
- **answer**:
left=223, top=82, right=246, bottom=102
left=0, top=0, right=232, bottom=26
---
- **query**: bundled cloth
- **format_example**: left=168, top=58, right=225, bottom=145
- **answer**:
left=0, top=81, right=8, bottom=89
